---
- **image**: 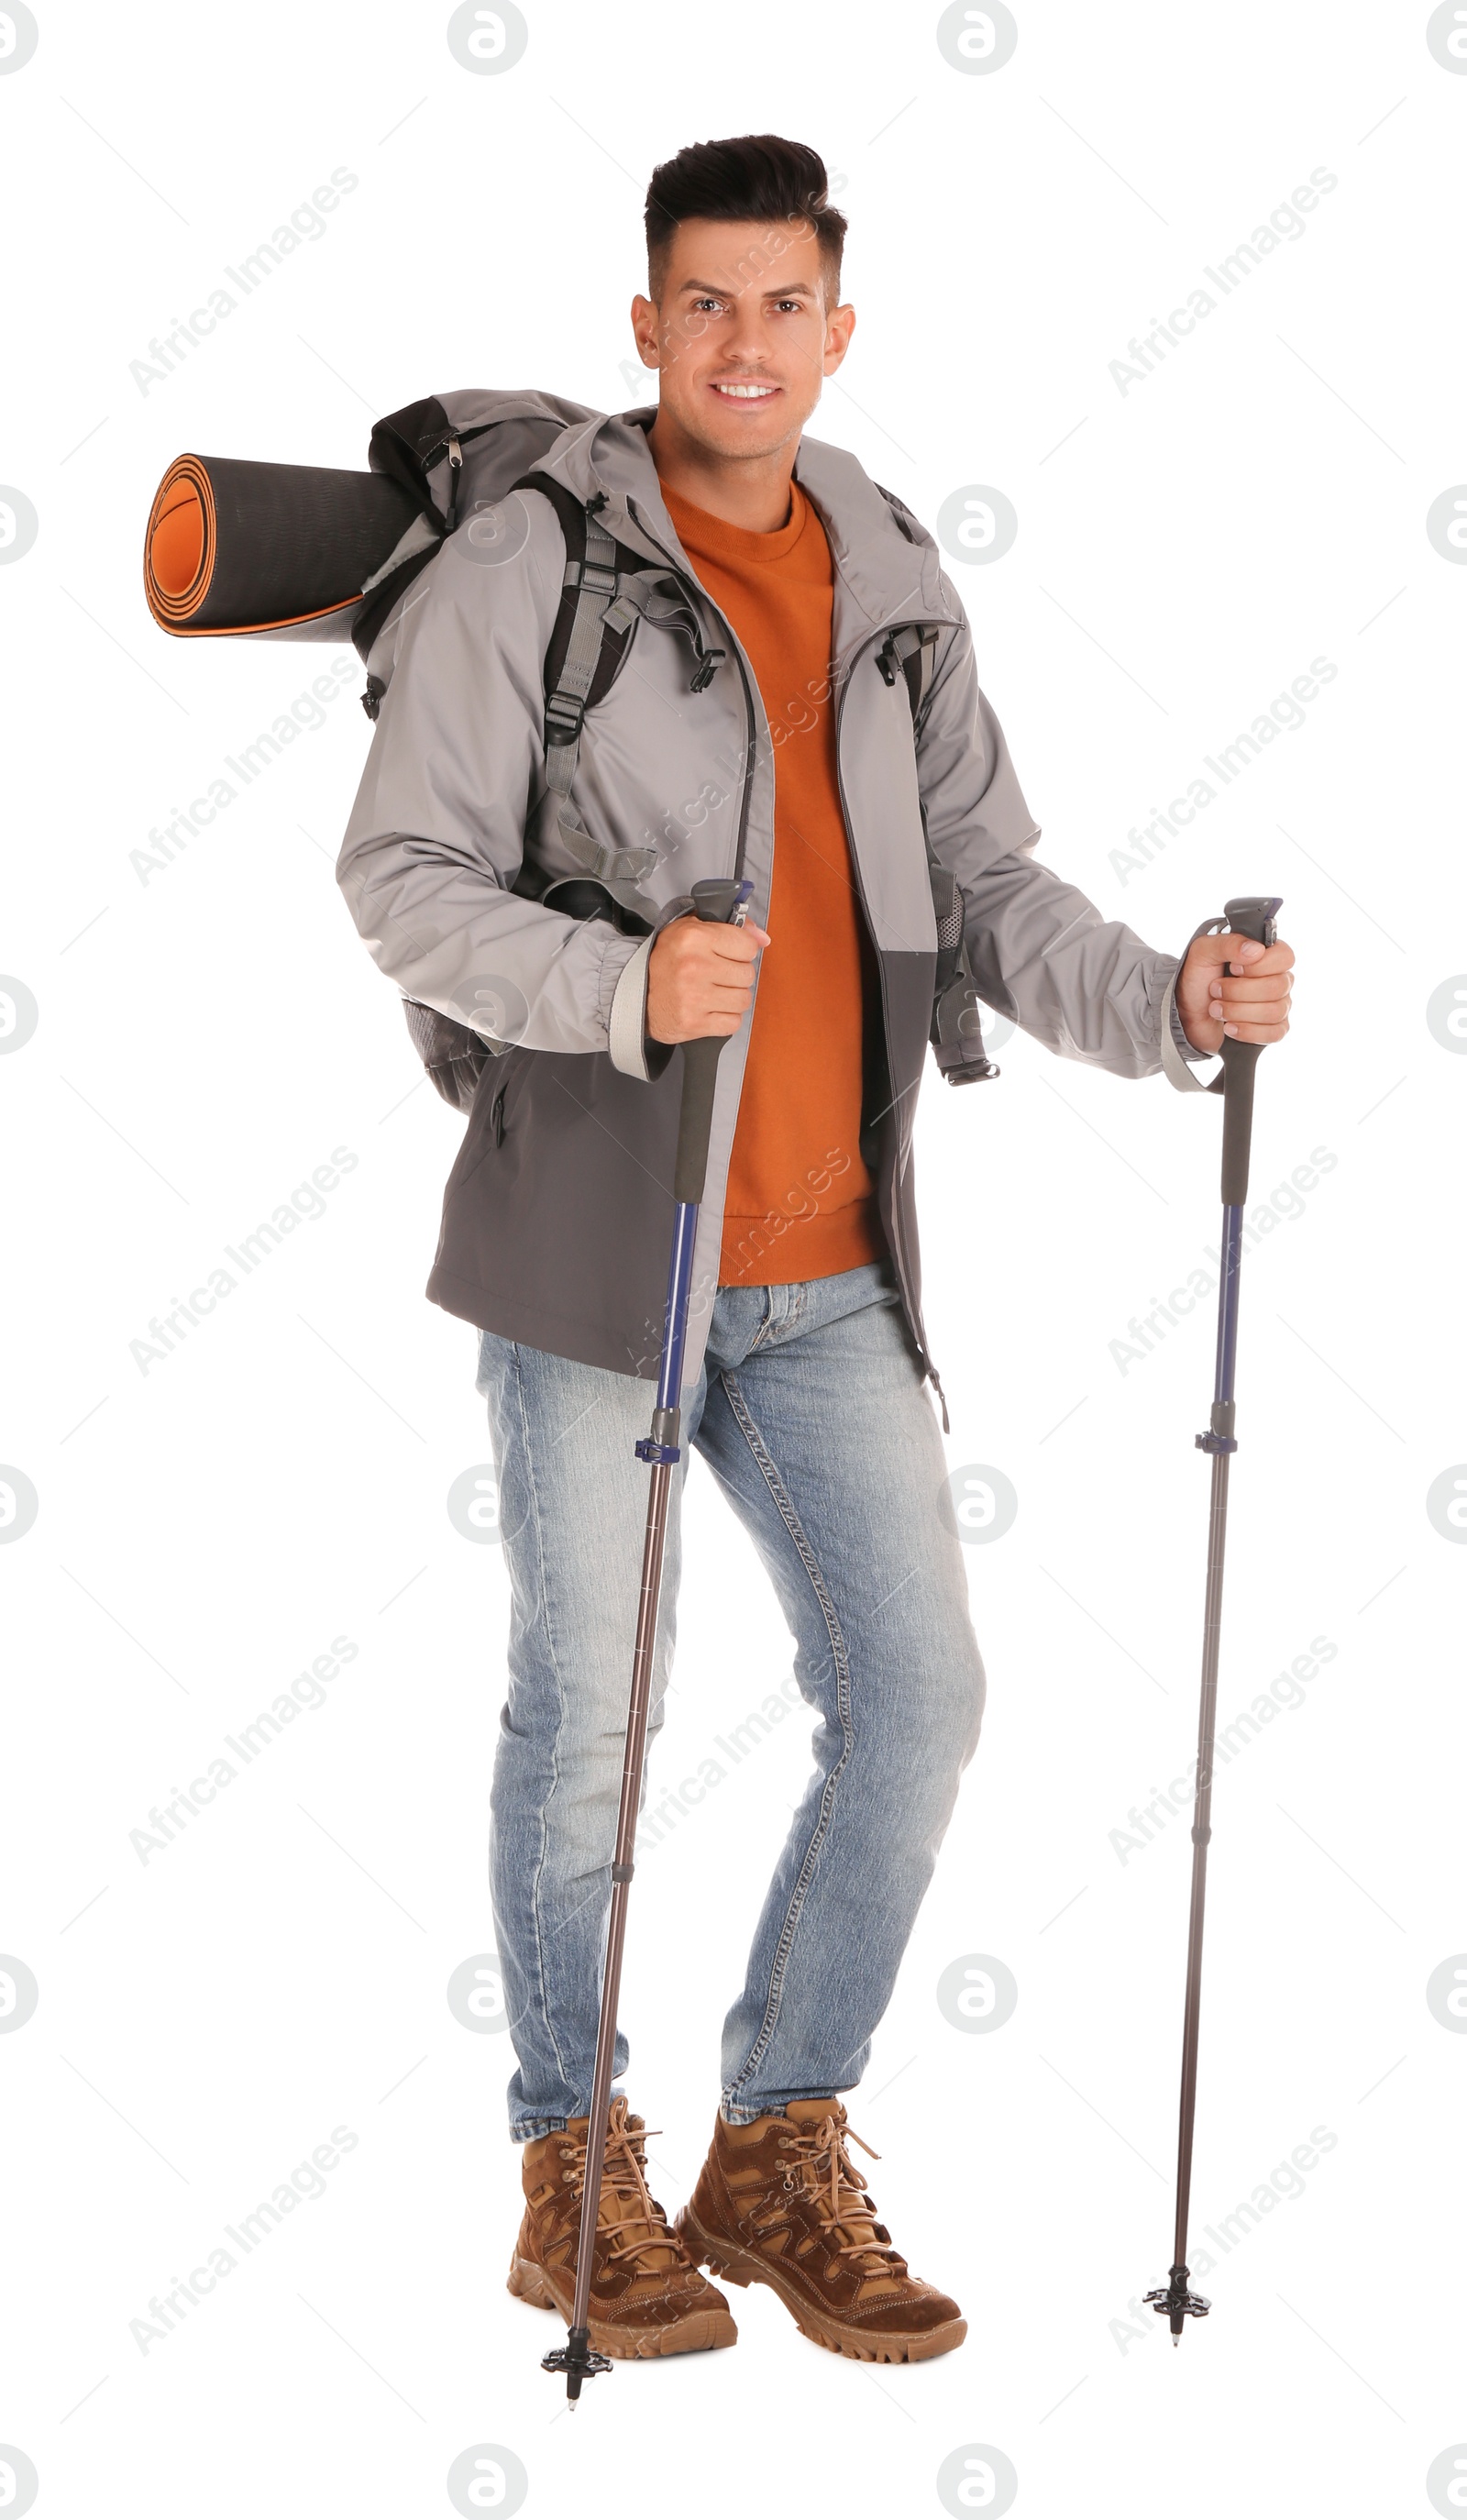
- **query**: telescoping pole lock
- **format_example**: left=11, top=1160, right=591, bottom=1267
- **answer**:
left=543, top=875, right=753, bottom=2407
left=1144, top=892, right=1283, bottom=2345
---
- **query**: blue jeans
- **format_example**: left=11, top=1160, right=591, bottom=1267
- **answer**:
left=476, top=1259, right=986, bottom=2140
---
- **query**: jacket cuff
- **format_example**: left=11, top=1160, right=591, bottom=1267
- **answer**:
left=608, top=930, right=674, bottom=1081
left=1159, top=960, right=1216, bottom=1095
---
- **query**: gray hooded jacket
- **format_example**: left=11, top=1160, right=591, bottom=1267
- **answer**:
left=337, top=403, right=1200, bottom=1407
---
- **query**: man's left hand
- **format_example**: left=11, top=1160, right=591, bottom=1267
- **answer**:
left=1176, top=930, right=1295, bottom=1056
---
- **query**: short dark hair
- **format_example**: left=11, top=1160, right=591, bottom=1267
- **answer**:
left=645, top=134, right=846, bottom=302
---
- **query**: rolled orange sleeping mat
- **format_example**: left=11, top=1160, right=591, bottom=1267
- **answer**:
left=144, top=452, right=425, bottom=642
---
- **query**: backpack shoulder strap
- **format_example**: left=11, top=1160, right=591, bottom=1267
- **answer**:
left=515, top=478, right=623, bottom=766
left=875, top=620, right=998, bottom=1086
left=876, top=622, right=941, bottom=735
left=509, top=475, right=662, bottom=921
left=509, top=475, right=727, bottom=927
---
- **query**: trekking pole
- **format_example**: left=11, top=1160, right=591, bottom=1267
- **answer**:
left=543, top=873, right=753, bottom=2407
left=1145, top=893, right=1283, bottom=2345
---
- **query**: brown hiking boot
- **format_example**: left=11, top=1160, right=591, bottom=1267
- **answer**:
left=676, top=2096, right=966, bottom=2363
left=507, top=2096, right=736, bottom=2360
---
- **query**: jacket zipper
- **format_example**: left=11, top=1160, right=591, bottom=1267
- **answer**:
left=833, top=651, right=949, bottom=1430
left=726, top=644, right=757, bottom=887
left=626, top=497, right=757, bottom=888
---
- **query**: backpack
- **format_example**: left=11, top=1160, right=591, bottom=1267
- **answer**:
left=354, top=394, right=998, bottom=1111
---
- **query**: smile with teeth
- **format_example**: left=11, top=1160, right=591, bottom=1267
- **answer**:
left=712, top=380, right=778, bottom=399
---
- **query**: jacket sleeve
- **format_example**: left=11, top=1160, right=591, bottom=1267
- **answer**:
left=336, top=498, right=645, bottom=1059
left=916, top=605, right=1206, bottom=1085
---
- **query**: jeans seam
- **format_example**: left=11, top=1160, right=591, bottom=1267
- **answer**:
left=505, top=1346, right=575, bottom=2110
left=745, top=1288, right=777, bottom=1351
left=718, top=1369, right=855, bottom=2103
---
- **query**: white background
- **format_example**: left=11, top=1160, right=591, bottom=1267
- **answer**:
left=2, top=4, right=1464, bottom=2515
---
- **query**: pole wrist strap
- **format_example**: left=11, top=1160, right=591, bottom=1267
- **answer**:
left=1160, top=916, right=1232, bottom=1098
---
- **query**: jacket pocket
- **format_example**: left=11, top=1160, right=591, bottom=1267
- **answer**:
left=441, top=1047, right=532, bottom=1208
left=487, top=1045, right=533, bottom=1146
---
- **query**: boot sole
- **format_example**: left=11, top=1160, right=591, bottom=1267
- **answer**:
left=675, top=2205, right=966, bottom=2365
left=506, top=2250, right=737, bottom=2359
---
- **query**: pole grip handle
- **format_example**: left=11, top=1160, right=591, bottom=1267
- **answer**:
left=1221, top=895, right=1283, bottom=951
left=1215, top=895, right=1281, bottom=1208
left=674, top=1038, right=723, bottom=1203
left=1219, top=1036, right=1262, bottom=1205
left=671, top=879, right=750, bottom=1205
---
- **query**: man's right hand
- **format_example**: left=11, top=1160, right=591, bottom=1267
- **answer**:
left=646, top=910, right=770, bottom=1045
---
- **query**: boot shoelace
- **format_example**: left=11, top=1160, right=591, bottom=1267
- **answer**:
left=559, top=2098, right=679, bottom=2273
left=768, top=2113, right=908, bottom=2274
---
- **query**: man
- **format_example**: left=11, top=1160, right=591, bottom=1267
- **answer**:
left=337, top=134, right=1293, bottom=2369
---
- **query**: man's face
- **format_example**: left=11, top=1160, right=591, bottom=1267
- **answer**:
left=631, top=217, right=855, bottom=463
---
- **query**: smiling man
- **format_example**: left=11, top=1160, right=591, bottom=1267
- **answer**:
left=337, top=133, right=1294, bottom=2375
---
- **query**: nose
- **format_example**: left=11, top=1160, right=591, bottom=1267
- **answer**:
left=721, top=291, right=772, bottom=366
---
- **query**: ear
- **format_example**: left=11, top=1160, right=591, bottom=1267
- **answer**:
left=822, top=302, right=856, bottom=378
left=629, top=294, right=662, bottom=369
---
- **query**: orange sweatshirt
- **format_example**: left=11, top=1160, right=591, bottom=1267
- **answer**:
left=661, top=481, right=887, bottom=1288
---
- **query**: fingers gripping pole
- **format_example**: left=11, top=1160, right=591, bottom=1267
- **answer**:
left=544, top=876, right=751, bottom=2405
left=1146, top=893, right=1280, bottom=2346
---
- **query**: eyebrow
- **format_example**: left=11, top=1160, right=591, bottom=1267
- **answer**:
left=676, top=275, right=817, bottom=299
